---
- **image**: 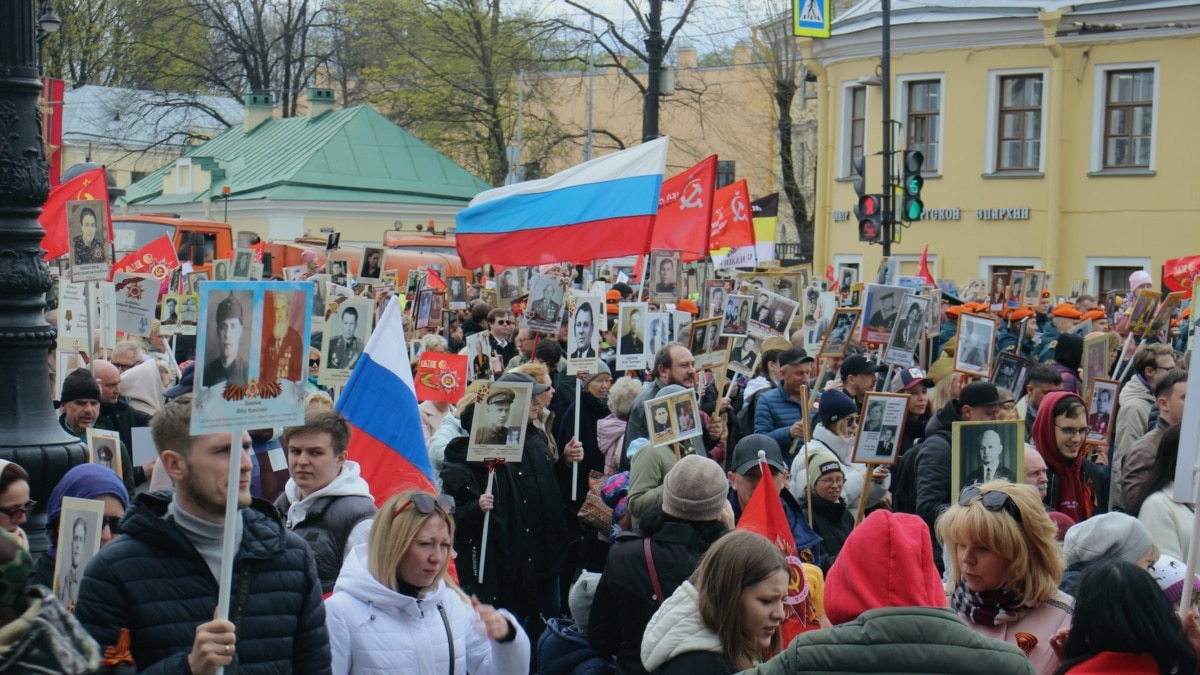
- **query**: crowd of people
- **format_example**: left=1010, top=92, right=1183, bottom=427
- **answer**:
left=4, top=264, right=1200, bottom=675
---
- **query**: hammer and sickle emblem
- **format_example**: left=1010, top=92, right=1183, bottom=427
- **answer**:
left=678, top=180, right=704, bottom=210
left=731, top=195, right=748, bottom=222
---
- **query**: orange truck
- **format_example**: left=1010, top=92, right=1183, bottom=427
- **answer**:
left=264, top=232, right=467, bottom=282
left=112, top=214, right=235, bottom=275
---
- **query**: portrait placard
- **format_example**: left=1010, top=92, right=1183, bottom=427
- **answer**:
left=232, top=249, right=254, bottom=279
left=1081, top=333, right=1110, bottom=399
left=989, top=272, right=1008, bottom=309
left=875, top=258, right=899, bottom=287
left=284, top=264, right=307, bottom=281
left=56, top=280, right=90, bottom=352
left=1022, top=270, right=1047, bottom=307
left=160, top=294, right=182, bottom=335
left=1007, top=270, right=1027, bottom=308
left=1087, top=378, right=1120, bottom=445
left=415, top=288, right=434, bottom=329
left=86, top=427, right=122, bottom=476
left=524, top=273, right=568, bottom=334
left=954, top=313, right=997, bottom=378
left=705, top=279, right=734, bottom=318
left=112, top=273, right=159, bottom=337
left=616, top=302, right=650, bottom=371
left=850, top=392, right=909, bottom=465
left=688, top=316, right=727, bottom=371
left=647, top=311, right=673, bottom=357
left=52, top=497, right=103, bottom=611
left=191, top=281, right=311, bottom=434
left=566, top=294, right=602, bottom=375
left=467, top=381, right=533, bottom=462
left=860, top=284, right=908, bottom=346
left=360, top=246, right=385, bottom=280
left=728, top=336, right=761, bottom=376
left=992, top=352, right=1031, bottom=399
left=212, top=259, right=231, bottom=282
left=249, top=263, right=264, bottom=281
left=883, top=293, right=930, bottom=367
left=804, top=290, right=838, bottom=352
left=644, top=388, right=703, bottom=448
left=950, top=415, right=1027, bottom=494
left=447, top=276, right=469, bottom=310
left=67, top=199, right=110, bottom=282
left=721, top=294, right=752, bottom=337
left=497, top=267, right=524, bottom=304
left=187, top=270, right=209, bottom=295
left=649, top=249, right=683, bottom=304
left=746, top=288, right=799, bottom=340
left=819, top=308, right=860, bottom=359
left=837, top=265, right=857, bottom=296
left=1126, top=289, right=1162, bottom=335
left=319, top=296, right=374, bottom=386
left=1147, top=291, right=1185, bottom=337
left=951, top=419, right=1025, bottom=497
left=961, top=278, right=987, bottom=304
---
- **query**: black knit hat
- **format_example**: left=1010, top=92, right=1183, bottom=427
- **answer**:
left=61, top=367, right=100, bottom=404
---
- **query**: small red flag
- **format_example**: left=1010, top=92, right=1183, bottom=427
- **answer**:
left=110, top=235, right=180, bottom=282
left=414, top=352, right=467, bottom=403
left=651, top=156, right=717, bottom=261
left=631, top=254, right=647, bottom=284
left=709, top=179, right=755, bottom=251
left=40, top=167, right=110, bottom=260
left=737, top=458, right=817, bottom=647
left=424, top=266, right=447, bottom=291
left=918, top=245, right=936, bottom=286
left=825, top=264, right=836, bottom=286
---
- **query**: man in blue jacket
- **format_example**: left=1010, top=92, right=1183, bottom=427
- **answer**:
left=754, top=349, right=816, bottom=464
left=727, top=434, right=822, bottom=566
left=76, top=395, right=331, bottom=674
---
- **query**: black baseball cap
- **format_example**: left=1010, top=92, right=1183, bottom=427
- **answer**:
left=958, top=381, right=1007, bottom=408
left=779, top=348, right=813, bottom=368
left=840, top=354, right=887, bottom=377
left=730, top=434, right=788, bottom=475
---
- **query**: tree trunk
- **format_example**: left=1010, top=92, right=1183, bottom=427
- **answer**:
left=775, top=80, right=812, bottom=261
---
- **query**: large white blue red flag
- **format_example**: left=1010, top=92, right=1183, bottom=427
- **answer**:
left=336, top=297, right=434, bottom=505
left=455, top=137, right=669, bottom=268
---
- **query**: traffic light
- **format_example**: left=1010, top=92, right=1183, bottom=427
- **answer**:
left=858, top=194, right=883, bottom=243
left=901, top=150, right=925, bottom=222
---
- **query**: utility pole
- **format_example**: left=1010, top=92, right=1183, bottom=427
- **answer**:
left=880, top=0, right=894, bottom=257
left=643, top=0, right=664, bottom=142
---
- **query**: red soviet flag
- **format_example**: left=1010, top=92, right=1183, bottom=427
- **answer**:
left=650, top=156, right=716, bottom=261
left=40, top=167, right=110, bottom=260
left=709, top=179, right=755, bottom=251
left=737, top=457, right=818, bottom=647
left=414, top=352, right=467, bottom=403
left=110, top=235, right=180, bottom=282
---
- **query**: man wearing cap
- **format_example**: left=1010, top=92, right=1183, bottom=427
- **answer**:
left=726, top=434, right=822, bottom=565
left=621, top=343, right=726, bottom=467
left=478, top=388, right=522, bottom=445
left=1036, top=303, right=1082, bottom=364
left=202, top=293, right=249, bottom=387
left=996, top=306, right=1037, bottom=360
left=754, top=348, right=816, bottom=463
left=837, top=354, right=886, bottom=408
left=867, top=292, right=899, bottom=331
left=905, top=381, right=1007, bottom=570
left=58, top=368, right=137, bottom=494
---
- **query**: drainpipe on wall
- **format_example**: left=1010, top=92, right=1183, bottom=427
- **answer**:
left=801, top=41, right=831, bottom=272
left=1039, top=10, right=1065, bottom=292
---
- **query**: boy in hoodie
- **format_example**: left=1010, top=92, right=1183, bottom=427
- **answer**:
left=738, top=511, right=1034, bottom=675
left=276, top=410, right=377, bottom=594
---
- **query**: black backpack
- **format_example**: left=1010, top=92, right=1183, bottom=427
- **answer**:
left=891, top=438, right=924, bottom=515
left=726, top=389, right=765, bottom=461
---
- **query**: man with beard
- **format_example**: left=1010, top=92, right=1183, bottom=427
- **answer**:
left=203, top=294, right=249, bottom=387
left=59, top=368, right=137, bottom=492
left=262, top=292, right=305, bottom=383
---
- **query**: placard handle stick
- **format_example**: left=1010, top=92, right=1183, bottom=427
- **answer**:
left=478, top=464, right=497, bottom=584
left=881, top=364, right=898, bottom=393
left=1179, top=465, right=1200, bottom=621
left=572, top=375, right=583, bottom=502
left=854, top=463, right=876, bottom=527
left=1111, top=331, right=1135, bottom=378
left=84, top=282, right=95, bottom=373
left=215, top=430, right=243, bottom=675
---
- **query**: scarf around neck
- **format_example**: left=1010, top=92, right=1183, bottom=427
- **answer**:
left=1031, top=391, right=1091, bottom=522
left=950, top=580, right=1028, bottom=626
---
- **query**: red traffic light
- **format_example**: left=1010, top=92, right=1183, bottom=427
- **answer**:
left=858, top=194, right=880, bottom=216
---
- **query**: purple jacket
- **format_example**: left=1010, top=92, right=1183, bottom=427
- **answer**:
left=1053, top=362, right=1083, bottom=396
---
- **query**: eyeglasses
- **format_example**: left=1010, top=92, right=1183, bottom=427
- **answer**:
left=1055, top=425, right=1088, bottom=438
left=112, top=362, right=139, bottom=372
left=102, top=516, right=121, bottom=534
left=0, top=500, right=36, bottom=518
left=494, top=320, right=514, bottom=325
left=816, top=477, right=845, bottom=486
left=958, top=486, right=1022, bottom=524
left=395, top=493, right=456, bottom=517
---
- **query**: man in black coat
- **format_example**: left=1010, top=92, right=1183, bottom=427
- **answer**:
left=75, top=396, right=332, bottom=674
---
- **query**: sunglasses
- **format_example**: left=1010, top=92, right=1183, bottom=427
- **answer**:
left=0, top=500, right=36, bottom=518
left=102, top=515, right=121, bottom=534
left=309, top=359, right=321, bottom=368
left=958, top=486, right=1023, bottom=524
left=113, top=362, right=139, bottom=372
left=395, top=493, right=456, bottom=518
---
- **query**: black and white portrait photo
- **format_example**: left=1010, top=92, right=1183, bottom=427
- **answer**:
left=467, top=382, right=533, bottom=462
left=567, top=295, right=602, bottom=374
left=862, top=284, right=907, bottom=345
left=819, top=308, right=860, bottom=359
left=728, top=336, right=760, bottom=376
left=650, top=249, right=682, bottom=303
left=524, top=273, right=567, bottom=333
left=233, top=249, right=254, bottom=279
left=955, top=313, right=997, bottom=377
left=616, top=302, right=650, bottom=370
left=849, top=392, right=909, bottom=465
left=53, top=497, right=103, bottom=612
left=1087, top=379, right=1119, bottom=444
left=447, top=276, right=468, bottom=310
left=991, top=353, right=1031, bottom=399
left=721, top=294, right=751, bottom=337
left=319, top=297, right=373, bottom=386
left=67, top=199, right=110, bottom=282
left=950, top=419, right=1024, bottom=497
left=884, top=294, right=930, bottom=367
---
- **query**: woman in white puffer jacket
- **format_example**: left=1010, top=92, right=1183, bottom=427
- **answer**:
left=325, top=490, right=530, bottom=674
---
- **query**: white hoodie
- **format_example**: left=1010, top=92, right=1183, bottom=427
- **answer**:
left=326, top=545, right=530, bottom=674
left=789, top=424, right=890, bottom=509
left=640, top=581, right=723, bottom=672
left=282, top=460, right=374, bottom=559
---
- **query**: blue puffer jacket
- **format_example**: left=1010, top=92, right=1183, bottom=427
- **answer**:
left=538, top=618, right=613, bottom=675
left=75, top=490, right=331, bottom=674
left=753, top=383, right=807, bottom=462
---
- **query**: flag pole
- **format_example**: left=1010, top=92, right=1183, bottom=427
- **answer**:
left=478, top=464, right=497, bottom=584
left=216, top=430, right=243, bottom=675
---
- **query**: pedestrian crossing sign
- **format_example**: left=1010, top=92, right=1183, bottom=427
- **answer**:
left=794, top=0, right=831, bottom=38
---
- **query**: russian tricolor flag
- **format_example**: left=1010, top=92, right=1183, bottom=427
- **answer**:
left=336, top=297, right=435, bottom=505
left=455, top=137, right=669, bottom=268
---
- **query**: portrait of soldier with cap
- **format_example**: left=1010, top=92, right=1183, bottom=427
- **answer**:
left=468, top=381, right=534, bottom=453
left=202, top=291, right=251, bottom=387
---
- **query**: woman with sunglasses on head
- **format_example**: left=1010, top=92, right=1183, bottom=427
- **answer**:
left=29, top=464, right=129, bottom=589
left=325, top=490, right=531, bottom=674
left=0, top=460, right=34, bottom=552
left=938, top=481, right=1073, bottom=675
left=1031, top=392, right=1109, bottom=524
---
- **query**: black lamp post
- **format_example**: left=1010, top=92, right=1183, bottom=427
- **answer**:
left=0, top=0, right=88, bottom=554
left=642, top=0, right=664, bottom=142
left=36, top=0, right=60, bottom=76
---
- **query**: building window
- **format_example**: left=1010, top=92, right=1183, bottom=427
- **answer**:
left=130, top=171, right=147, bottom=183
left=717, top=160, right=736, bottom=189
left=1103, top=69, right=1154, bottom=168
left=997, top=75, right=1042, bottom=171
left=849, top=87, right=866, bottom=174
left=1097, top=266, right=1143, bottom=297
left=906, top=80, right=940, bottom=172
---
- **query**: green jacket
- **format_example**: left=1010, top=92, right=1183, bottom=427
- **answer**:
left=738, top=607, right=1035, bottom=675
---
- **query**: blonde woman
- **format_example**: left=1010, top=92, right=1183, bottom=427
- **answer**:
left=937, top=481, right=1072, bottom=675
left=325, top=490, right=530, bottom=674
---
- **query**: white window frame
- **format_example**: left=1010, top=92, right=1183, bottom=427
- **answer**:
left=1084, top=256, right=1151, bottom=295
left=1089, top=61, right=1160, bottom=173
left=839, top=82, right=868, bottom=179
left=174, top=158, right=193, bottom=193
left=977, top=257, right=1042, bottom=280
left=887, top=253, right=939, bottom=281
left=831, top=253, right=864, bottom=281
left=983, top=68, right=1049, bottom=174
left=895, top=73, right=946, bottom=176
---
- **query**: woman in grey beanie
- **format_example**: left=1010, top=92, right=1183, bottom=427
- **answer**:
left=1060, top=512, right=1157, bottom=596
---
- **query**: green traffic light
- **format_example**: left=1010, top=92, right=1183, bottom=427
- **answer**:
left=906, top=178, right=921, bottom=195
left=905, top=199, right=923, bottom=220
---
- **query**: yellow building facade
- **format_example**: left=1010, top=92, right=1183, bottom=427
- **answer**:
left=804, top=0, right=1200, bottom=297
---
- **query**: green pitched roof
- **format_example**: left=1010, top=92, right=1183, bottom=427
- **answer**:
left=124, top=106, right=492, bottom=206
